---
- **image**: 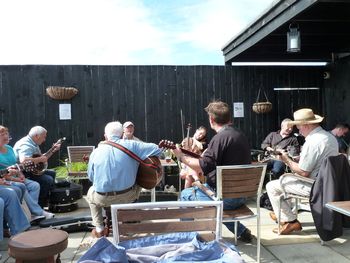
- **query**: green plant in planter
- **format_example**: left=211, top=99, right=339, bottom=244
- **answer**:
left=53, top=165, right=68, bottom=180
left=70, top=162, right=88, bottom=172
left=53, top=161, right=89, bottom=180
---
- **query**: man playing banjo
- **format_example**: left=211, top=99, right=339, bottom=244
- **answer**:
left=13, top=126, right=62, bottom=208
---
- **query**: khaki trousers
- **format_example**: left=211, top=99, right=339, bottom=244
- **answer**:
left=86, top=185, right=141, bottom=228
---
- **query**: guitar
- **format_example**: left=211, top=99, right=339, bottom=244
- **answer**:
left=0, top=161, right=36, bottom=178
left=31, top=137, right=66, bottom=175
left=100, top=140, right=163, bottom=190
left=159, top=140, right=201, bottom=159
left=136, top=156, right=162, bottom=190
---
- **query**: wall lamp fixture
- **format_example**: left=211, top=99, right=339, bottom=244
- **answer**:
left=287, top=24, right=301, bottom=53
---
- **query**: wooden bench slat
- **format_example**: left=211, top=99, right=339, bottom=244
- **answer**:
left=117, top=207, right=217, bottom=221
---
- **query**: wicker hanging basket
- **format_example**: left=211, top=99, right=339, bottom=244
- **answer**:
left=252, top=89, right=272, bottom=114
left=46, top=86, right=79, bottom=100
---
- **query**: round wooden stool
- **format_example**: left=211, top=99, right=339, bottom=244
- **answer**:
left=8, top=228, right=68, bottom=263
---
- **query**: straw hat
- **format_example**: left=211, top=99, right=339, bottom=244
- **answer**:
left=288, top=108, right=324, bottom=125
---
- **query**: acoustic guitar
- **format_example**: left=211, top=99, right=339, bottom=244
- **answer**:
left=100, top=140, right=163, bottom=190
left=136, top=156, right=162, bottom=190
left=0, top=161, right=36, bottom=178
left=31, top=137, right=66, bottom=175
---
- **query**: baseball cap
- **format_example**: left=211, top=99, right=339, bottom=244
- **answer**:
left=123, top=121, right=134, bottom=129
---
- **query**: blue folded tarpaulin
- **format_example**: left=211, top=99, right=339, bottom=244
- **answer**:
left=78, top=232, right=245, bottom=263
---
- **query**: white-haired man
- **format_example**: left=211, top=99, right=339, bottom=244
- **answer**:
left=266, top=109, right=338, bottom=235
left=261, top=118, right=299, bottom=179
left=87, top=121, right=162, bottom=238
left=14, top=126, right=61, bottom=209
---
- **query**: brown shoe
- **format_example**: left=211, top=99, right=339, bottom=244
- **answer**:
left=273, top=220, right=302, bottom=235
left=91, top=227, right=109, bottom=238
left=269, top=212, right=286, bottom=225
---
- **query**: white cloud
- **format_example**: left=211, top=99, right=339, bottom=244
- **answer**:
left=0, top=0, right=275, bottom=65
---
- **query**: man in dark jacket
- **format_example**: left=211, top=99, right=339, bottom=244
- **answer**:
left=261, top=118, right=299, bottom=179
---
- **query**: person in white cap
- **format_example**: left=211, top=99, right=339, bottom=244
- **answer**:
left=266, top=108, right=338, bottom=235
left=123, top=121, right=141, bottom=141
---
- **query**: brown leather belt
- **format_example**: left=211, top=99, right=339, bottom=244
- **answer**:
left=97, top=187, right=132, bottom=196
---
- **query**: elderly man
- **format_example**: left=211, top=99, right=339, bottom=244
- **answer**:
left=123, top=121, right=141, bottom=141
left=87, top=121, right=162, bottom=238
left=13, top=126, right=61, bottom=208
left=172, top=101, right=253, bottom=243
left=261, top=118, right=299, bottom=179
left=266, top=108, right=338, bottom=235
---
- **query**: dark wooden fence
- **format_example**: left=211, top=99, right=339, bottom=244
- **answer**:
left=0, top=65, right=323, bottom=166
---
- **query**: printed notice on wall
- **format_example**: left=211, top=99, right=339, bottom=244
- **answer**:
left=233, top=102, right=244, bottom=118
left=59, top=104, right=71, bottom=120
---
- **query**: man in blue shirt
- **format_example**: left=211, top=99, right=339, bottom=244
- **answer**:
left=13, top=126, right=61, bottom=208
left=87, top=121, right=162, bottom=238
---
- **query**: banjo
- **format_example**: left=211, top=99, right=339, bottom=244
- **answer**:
left=30, top=137, right=66, bottom=175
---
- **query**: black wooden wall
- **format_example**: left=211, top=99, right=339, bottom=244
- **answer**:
left=0, top=65, right=324, bottom=166
left=323, top=56, right=350, bottom=141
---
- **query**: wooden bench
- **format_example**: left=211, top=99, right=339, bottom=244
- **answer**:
left=111, top=201, right=223, bottom=243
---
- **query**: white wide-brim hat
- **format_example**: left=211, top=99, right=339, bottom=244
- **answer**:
left=288, top=108, right=324, bottom=125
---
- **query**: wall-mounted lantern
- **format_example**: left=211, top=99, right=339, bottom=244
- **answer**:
left=287, top=24, right=301, bottom=53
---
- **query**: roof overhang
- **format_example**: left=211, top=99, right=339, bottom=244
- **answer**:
left=222, top=0, right=350, bottom=64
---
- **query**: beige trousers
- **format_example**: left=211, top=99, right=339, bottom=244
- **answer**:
left=86, top=185, right=141, bottom=228
left=266, top=174, right=312, bottom=222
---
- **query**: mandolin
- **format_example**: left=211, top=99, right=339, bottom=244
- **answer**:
left=31, top=137, right=66, bottom=175
left=159, top=140, right=201, bottom=159
left=0, top=161, right=36, bottom=178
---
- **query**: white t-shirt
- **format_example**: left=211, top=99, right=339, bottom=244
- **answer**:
left=298, top=126, right=338, bottom=179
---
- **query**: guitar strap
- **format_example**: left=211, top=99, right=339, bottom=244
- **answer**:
left=100, top=141, right=158, bottom=169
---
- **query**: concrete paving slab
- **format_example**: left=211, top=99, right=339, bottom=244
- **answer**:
left=268, top=243, right=350, bottom=263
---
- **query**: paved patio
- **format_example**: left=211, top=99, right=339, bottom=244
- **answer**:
left=1, top=197, right=349, bottom=263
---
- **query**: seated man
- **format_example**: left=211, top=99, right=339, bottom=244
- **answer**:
left=261, top=118, right=299, bottom=179
left=13, top=126, right=62, bottom=208
left=266, top=108, right=338, bottom=234
left=172, top=101, right=253, bottom=243
left=329, top=123, right=350, bottom=154
left=87, top=121, right=162, bottom=238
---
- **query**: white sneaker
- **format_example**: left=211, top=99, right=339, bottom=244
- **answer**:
left=30, top=215, right=45, bottom=223
left=42, top=210, right=55, bottom=219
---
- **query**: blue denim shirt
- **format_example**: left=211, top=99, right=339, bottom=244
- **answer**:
left=88, top=136, right=162, bottom=192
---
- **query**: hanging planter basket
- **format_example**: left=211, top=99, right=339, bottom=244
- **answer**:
left=252, top=89, right=272, bottom=114
left=46, top=86, right=79, bottom=100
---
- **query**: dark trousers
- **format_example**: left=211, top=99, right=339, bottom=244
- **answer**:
left=25, top=170, right=56, bottom=208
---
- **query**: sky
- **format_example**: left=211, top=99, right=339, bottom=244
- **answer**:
left=0, top=0, right=277, bottom=65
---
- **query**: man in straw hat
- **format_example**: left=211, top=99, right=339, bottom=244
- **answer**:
left=266, top=108, right=338, bottom=234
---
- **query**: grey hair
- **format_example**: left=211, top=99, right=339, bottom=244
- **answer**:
left=104, top=121, right=123, bottom=139
left=28, top=126, right=47, bottom=137
left=281, top=118, right=292, bottom=126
